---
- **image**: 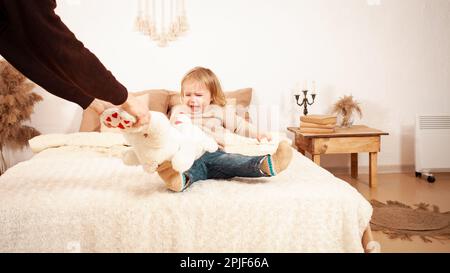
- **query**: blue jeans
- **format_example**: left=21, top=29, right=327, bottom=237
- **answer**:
left=183, top=150, right=269, bottom=189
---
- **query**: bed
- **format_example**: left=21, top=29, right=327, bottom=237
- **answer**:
left=0, top=89, right=373, bottom=253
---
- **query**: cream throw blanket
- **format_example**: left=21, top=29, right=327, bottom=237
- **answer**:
left=0, top=133, right=372, bottom=253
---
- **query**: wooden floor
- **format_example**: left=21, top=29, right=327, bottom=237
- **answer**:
left=334, top=171, right=450, bottom=253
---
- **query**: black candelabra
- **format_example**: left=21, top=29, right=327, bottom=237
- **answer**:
left=295, top=90, right=316, bottom=116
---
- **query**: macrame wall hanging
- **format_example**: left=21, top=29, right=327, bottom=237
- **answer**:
left=134, top=0, right=189, bottom=47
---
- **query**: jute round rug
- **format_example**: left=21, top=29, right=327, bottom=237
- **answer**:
left=370, top=200, right=450, bottom=243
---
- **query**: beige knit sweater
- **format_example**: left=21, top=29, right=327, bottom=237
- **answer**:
left=170, top=104, right=258, bottom=147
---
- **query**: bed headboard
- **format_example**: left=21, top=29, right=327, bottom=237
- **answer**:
left=79, top=88, right=253, bottom=132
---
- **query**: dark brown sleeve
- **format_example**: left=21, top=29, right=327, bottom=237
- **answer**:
left=0, top=0, right=128, bottom=109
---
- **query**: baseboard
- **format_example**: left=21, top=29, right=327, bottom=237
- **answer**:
left=327, top=165, right=415, bottom=174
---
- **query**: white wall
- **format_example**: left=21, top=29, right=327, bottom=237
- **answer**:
left=21, top=0, right=450, bottom=171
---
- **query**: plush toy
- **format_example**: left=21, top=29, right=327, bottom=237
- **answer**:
left=100, top=108, right=218, bottom=173
left=171, top=112, right=218, bottom=171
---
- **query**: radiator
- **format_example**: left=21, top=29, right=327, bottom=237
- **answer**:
left=415, top=114, right=450, bottom=179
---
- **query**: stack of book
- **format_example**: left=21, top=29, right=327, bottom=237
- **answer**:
left=299, top=114, right=337, bottom=134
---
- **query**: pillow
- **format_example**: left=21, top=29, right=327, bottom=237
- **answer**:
left=167, top=88, right=253, bottom=121
left=29, top=132, right=128, bottom=154
left=224, top=88, right=253, bottom=108
left=133, top=89, right=171, bottom=114
left=222, top=131, right=291, bottom=156
left=25, top=85, right=84, bottom=134
left=80, top=88, right=252, bottom=132
left=168, top=88, right=252, bottom=110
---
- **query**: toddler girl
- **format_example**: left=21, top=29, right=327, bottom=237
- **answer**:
left=158, top=67, right=293, bottom=192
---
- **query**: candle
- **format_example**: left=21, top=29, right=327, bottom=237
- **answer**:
left=312, top=81, right=317, bottom=95
left=303, top=80, right=308, bottom=91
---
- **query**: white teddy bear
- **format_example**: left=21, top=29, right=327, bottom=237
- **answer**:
left=100, top=108, right=218, bottom=173
left=171, top=112, right=219, bottom=171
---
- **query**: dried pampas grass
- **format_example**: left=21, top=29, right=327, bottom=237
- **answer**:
left=332, top=95, right=362, bottom=127
left=0, top=60, right=43, bottom=174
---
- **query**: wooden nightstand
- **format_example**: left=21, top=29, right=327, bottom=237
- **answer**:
left=287, top=125, right=389, bottom=188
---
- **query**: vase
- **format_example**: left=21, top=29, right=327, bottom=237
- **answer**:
left=337, top=112, right=355, bottom=128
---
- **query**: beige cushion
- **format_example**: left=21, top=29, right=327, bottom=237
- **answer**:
left=80, top=88, right=253, bottom=132
left=168, top=88, right=253, bottom=121
left=224, top=88, right=253, bottom=108
left=133, top=89, right=171, bottom=114
left=168, top=88, right=252, bottom=110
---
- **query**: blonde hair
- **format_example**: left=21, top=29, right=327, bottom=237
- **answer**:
left=181, top=67, right=227, bottom=107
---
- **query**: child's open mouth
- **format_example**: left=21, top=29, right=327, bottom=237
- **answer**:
left=190, top=106, right=201, bottom=113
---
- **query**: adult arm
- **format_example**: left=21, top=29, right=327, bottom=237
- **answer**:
left=0, top=0, right=127, bottom=109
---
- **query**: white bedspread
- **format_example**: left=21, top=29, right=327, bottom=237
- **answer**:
left=0, top=133, right=372, bottom=253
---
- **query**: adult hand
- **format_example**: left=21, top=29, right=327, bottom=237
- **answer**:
left=120, top=93, right=150, bottom=127
left=89, top=99, right=107, bottom=115
left=257, top=132, right=272, bottom=142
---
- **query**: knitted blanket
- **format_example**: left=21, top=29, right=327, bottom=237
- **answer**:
left=0, top=133, right=372, bottom=252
